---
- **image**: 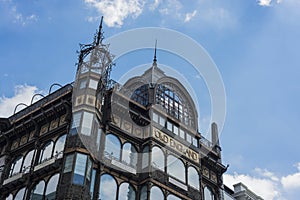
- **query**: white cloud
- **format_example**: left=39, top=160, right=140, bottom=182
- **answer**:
left=149, top=0, right=161, bottom=11
left=200, top=7, right=236, bottom=29
left=255, top=168, right=280, bottom=182
left=159, top=0, right=182, bottom=18
left=84, top=0, right=145, bottom=27
left=0, top=85, right=40, bottom=117
left=281, top=163, right=300, bottom=190
left=7, top=3, right=38, bottom=26
left=224, top=172, right=280, bottom=199
left=184, top=10, right=197, bottom=23
left=258, top=0, right=272, bottom=6
left=225, top=163, right=300, bottom=199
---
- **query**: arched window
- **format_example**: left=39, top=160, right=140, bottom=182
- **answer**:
left=167, top=194, right=181, bottom=200
left=15, top=188, right=26, bottom=200
left=45, top=174, right=60, bottom=199
left=131, top=84, right=149, bottom=106
left=5, top=194, right=13, bottom=200
left=151, top=146, right=164, bottom=171
left=30, top=180, right=45, bottom=200
left=118, top=182, right=136, bottom=200
left=39, top=141, right=54, bottom=163
left=23, top=150, right=34, bottom=173
left=204, top=186, right=214, bottom=200
left=99, top=174, right=117, bottom=200
left=104, top=134, right=121, bottom=160
left=122, top=143, right=137, bottom=167
left=156, top=84, right=182, bottom=120
left=53, top=134, right=66, bottom=158
left=188, top=166, right=199, bottom=189
left=10, top=156, right=23, bottom=177
left=140, top=185, right=147, bottom=200
left=150, top=186, right=164, bottom=200
left=167, top=155, right=185, bottom=183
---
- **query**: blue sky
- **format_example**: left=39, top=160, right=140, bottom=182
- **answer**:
left=1, top=0, right=300, bottom=199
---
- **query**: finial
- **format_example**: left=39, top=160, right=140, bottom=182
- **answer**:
left=96, top=16, right=104, bottom=45
left=153, top=39, right=157, bottom=64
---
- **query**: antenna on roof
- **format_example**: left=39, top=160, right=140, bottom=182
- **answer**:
left=96, top=16, right=104, bottom=45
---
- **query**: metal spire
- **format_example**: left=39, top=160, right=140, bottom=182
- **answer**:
left=96, top=16, right=104, bottom=46
left=153, top=40, right=157, bottom=66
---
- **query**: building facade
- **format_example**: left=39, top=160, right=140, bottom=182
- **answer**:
left=0, top=21, right=242, bottom=200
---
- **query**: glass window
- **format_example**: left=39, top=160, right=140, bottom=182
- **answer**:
left=31, top=180, right=45, bottom=200
left=96, top=128, right=102, bottom=151
left=167, top=194, right=181, bottom=200
left=167, top=121, right=173, bottom=132
left=186, top=133, right=192, bottom=143
left=10, top=156, right=23, bottom=177
left=86, top=158, right=92, bottom=182
left=140, top=185, right=147, bottom=200
left=81, top=112, right=93, bottom=136
left=118, top=182, right=136, bottom=200
left=188, top=166, right=199, bottom=189
left=90, top=169, right=96, bottom=200
left=142, top=146, right=149, bottom=169
left=150, top=186, right=164, bottom=200
left=155, top=84, right=182, bottom=120
left=15, top=188, right=26, bottom=200
left=73, top=153, right=87, bottom=185
left=167, top=155, right=185, bottom=183
left=89, top=79, right=98, bottom=90
left=63, top=154, right=74, bottom=173
left=159, top=116, right=165, bottom=127
left=45, top=174, right=60, bottom=200
left=153, top=112, right=158, bottom=123
left=104, top=134, right=121, bottom=160
left=204, top=187, right=214, bottom=200
left=23, top=150, right=34, bottom=173
left=122, top=143, right=137, bottom=167
left=54, top=134, right=66, bottom=158
left=5, top=194, right=13, bottom=200
left=70, top=112, right=81, bottom=135
left=179, top=129, right=185, bottom=139
left=79, top=79, right=87, bottom=89
left=40, top=141, right=54, bottom=163
left=173, top=126, right=178, bottom=135
left=151, top=146, right=164, bottom=171
left=192, top=138, right=198, bottom=147
left=99, top=174, right=117, bottom=200
left=131, top=84, right=149, bottom=106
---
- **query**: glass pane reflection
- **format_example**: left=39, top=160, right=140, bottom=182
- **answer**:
left=167, top=194, right=181, bottom=200
left=150, top=186, right=164, bottom=200
left=99, top=174, right=117, bottom=200
left=140, top=185, right=147, bottom=200
left=45, top=174, right=60, bottom=200
left=167, top=155, right=185, bottom=183
left=122, top=143, right=137, bottom=167
left=188, top=166, right=199, bottom=189
left=5, top=194, right=13, bottom=200
left=54, top=134, right=66, bottom=158
left=23, top=150, right=34, bottom=173
left=204, top=187, right=214, bottom=200
left=31, top=180, right=45, bottom=200
left=10, top=156, right=23, bottom=176
left=118, top=182, right=136, bottom=200
left=151, top=146, right=164, bottom=171
left=40, top=141, right=54, bottom=163
left=15, top=188, right=25, bottom=200
left=104, top=134, right=121, bottom=160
